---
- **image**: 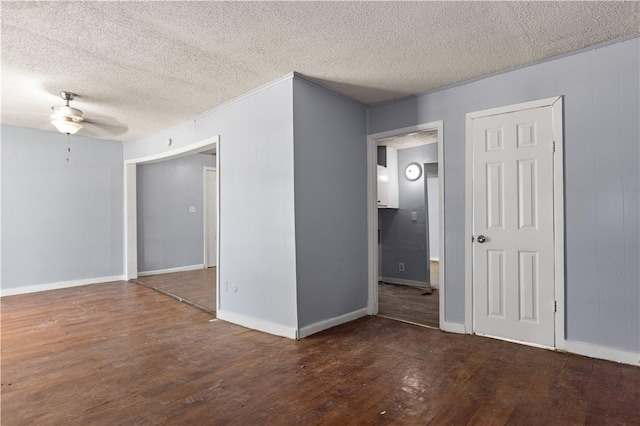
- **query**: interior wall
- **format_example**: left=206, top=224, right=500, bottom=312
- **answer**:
left=426, top=173, right=439, bottom=260
left=379, top=143, right=438, bottom=283
left=124, top=76, right=298, bottom=331
left=292, top=78, right=368, bottom=328
left=137, top=153, right=216, bottom=272
left=1, top=125, right=124, bottom=292
left=368, top=36, right=639, bottom=353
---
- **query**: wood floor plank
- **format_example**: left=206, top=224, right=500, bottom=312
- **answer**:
left=136, top=268, right=216, bottom=313
left=2, top=280, right=639, bottom=425
left=378, top=261, right=440, bottom=327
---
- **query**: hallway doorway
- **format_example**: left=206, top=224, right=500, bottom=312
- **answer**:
left=369, top=124, right=444, bottom=329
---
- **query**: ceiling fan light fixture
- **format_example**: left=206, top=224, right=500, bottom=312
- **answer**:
left=50, top=105, right=83, bottom=121
left=49, top=91, right=84, bottom=134
left=51, top=117, right=83, bottom=134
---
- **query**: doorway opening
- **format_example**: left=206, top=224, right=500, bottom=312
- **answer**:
left=124, top=136, right=220, bottom=315
left=367, top=122, right=444, bottom=329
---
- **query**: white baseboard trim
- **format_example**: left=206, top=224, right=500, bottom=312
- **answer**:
left=298, top=308, right=368, bottom=339
left=1, top=275, right=126, bottom=297
left=216, top=309, right=297, bottom=340
left=138, top=264, right=204, bottom=277
left=440, top=320, right=466, bottom=334
left=380, top=277, right=429, bottom=288
left=478, top=333, right=555, bottom=351
left=562, top=340, right=640, bottom=367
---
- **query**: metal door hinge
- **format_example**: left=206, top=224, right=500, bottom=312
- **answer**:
left=471, top=235, right=475, bottom=243
left=553, top=300, right=557, bottom=312
left=552, top=141, right=556, bottom=153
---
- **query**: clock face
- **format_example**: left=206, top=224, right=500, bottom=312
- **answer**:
left=405, top=163, right=422, bottom=181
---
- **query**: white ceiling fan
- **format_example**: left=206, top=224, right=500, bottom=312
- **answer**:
left=49, top=91, right=84, bottom=134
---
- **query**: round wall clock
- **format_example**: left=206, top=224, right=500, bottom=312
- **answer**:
left=405, top=162, right=422, bottom=181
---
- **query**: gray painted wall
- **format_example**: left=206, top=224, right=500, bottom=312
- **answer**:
left=137, top=153, right=216, bottom=272
left=1, top=125, right=123, bottom=290
left=368, top=37, right=639, bottom=353
left=379, top=143, right=438, bottom=282
left=426, top=175, right=439, bottom=260
left=292, top=78, right=368, bottom=328
left=125, top=76, right=298, bottom=330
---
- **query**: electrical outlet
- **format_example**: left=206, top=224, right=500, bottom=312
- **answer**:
left=189, top=206, right=196, bottom=213
left=399, top=262, right=405, bottom=271
left=232, top=283, right=238, bottom=293
left=411, top=211, right=418, bottom=221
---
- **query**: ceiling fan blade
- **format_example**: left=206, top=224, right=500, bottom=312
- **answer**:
left=80, top=119, right=129, bottom=138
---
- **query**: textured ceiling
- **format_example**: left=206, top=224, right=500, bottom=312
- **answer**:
left=378, top=130, right=438, bottom=151
left=2, top=1, right=638, bottom=141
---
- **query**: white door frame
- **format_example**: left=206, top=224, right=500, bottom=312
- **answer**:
left=124, top=135, right=220, bottom=311
left=203, top=166, right=218, bottom=268
left=367, top=121, right=451, bottom=330
left=464, top=96, right=565, bottom=348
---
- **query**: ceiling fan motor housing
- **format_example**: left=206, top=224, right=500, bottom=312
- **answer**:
left=50, top=105, right=83, bottom=122
left=50, top=92, right=83, bottom=122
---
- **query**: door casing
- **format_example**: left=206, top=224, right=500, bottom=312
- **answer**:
left=124, top=135, right=221, bottom=312
left=464, top=96, right=565, bottom=349
left=203, top=167, right=218, bottom=268
left=367, top=121, right=452, bottom=331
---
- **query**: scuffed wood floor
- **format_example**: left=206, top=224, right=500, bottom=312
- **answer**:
left=378, top=283, right=439, bottom=328
left=2, top=281, right=639, bottom=425
left=378, top=261, right=439, bottom=327
left=135, top=267, right=216, bottom=313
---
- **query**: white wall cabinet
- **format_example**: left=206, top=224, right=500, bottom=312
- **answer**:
left=377, top=146, right=398, bottom=208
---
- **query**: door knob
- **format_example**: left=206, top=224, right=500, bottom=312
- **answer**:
left=476, top=235, right=487, bottom=243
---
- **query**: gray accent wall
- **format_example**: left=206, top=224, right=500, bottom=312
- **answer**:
left=292, top=78, right=368, bottom=328
left=379, top=143, right=438, bottom=283
left=1, top=125, right=123, bottom=291
left=368, top=37, right=639, bottom=353
left=125, top=76, right=298, bottom=330
left=426, top=174, right=439, bottom=260
left=137, top=153, right=216, bottom=272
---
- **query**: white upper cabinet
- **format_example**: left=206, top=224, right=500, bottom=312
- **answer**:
left=377, top=146, right=398, bottom=209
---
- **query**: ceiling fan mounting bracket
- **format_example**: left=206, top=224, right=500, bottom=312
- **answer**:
left=60, top=91, right=77, bottom=104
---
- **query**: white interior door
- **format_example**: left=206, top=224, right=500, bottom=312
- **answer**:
left=471, top=105, right=556, bottom=347
left=205, top=169, right=217, bottom=267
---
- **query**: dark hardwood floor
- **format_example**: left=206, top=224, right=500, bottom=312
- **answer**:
left=135, top=268, right=216, bottom=313
left=2, top=280, right=639, bottom=425
left=378, top=261, right=439, bottom=327
left=378, top=283, right=439, bottom=328
left=137, top=261, right=439, bottom=328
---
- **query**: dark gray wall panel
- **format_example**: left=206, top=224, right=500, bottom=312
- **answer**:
left=618, top=40, right=640, bottom=352
left=293, top=78, right=368, bottom=328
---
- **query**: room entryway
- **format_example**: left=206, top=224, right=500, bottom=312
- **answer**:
left=370, top=124, right=444, bottom=329
left=466, top=97, right=564, bottom=347
left=125, top=136, right=220, bottom=316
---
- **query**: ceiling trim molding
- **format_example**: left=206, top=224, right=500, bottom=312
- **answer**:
left=292, top=72, right=367, bottom=108
left=192, top=72, right=296, bottom=123
left=369, top=33, right=640, bottom=109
